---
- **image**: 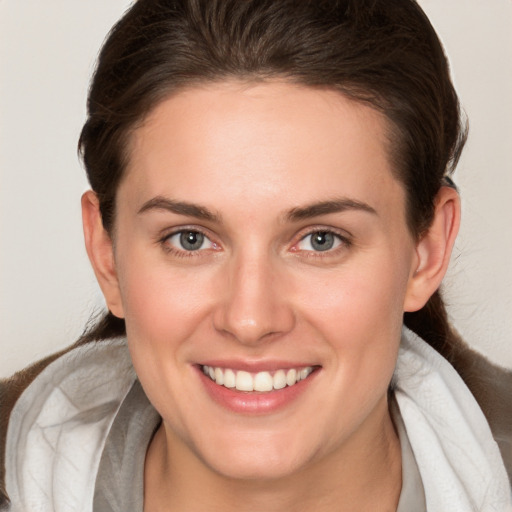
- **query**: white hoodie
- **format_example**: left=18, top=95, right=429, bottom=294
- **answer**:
left=4, top=328, right=512, bottom=511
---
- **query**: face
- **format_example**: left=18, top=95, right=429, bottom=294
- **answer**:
left=110, top=81, right=419, bottom=479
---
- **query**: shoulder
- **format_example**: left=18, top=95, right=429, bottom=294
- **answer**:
left=1, top=338, right=135, bottom=511
left=445, top=329, right=512, bottom=483
left=395, top=327, right=512, bottom=508
left=1, top=347, right=73, bottom=509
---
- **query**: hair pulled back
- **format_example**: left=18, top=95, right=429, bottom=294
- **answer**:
left=78, top=0, right=467, bottom=358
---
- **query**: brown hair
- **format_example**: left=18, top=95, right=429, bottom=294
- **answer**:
left=77, top=0, right=467, bottom=356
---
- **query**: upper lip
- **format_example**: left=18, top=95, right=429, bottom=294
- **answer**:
left=197, top=360, right=319, bottom=373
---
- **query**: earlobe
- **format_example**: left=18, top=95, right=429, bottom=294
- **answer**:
left=404, top=186, right=461, bottom=312
left=81, top=191, right=125, bottom=318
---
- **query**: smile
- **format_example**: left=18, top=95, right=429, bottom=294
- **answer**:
left=202, top=365, right=314, bottom=392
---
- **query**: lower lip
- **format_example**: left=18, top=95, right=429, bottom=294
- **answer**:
left=196, top=367, right=319, bottom=415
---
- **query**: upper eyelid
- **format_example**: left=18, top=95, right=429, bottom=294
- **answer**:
left=157, top=225, right=351, bottom=251
left=294, top=225, right=352, bottom=242
left=159, top=225, right=213, bottom=241
left=289, top=228, right=352, bottom=257
left=159, top=228, right=218, bottom=256
left=298, top=232, right=347, bottom=247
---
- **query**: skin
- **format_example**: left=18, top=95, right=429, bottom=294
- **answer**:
left=82, top=81, right=460, bottom=511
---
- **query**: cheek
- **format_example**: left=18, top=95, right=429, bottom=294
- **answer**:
left=116, top=249, right=217, bottom=355
left=293, top=252, right=410, bottom=392
left=297, top=254, right=410, bottom=340
left=116, top=254, right=220, bottom=425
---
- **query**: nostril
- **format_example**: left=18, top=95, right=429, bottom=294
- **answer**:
left=212, top=260, right=296, bottom=344
left=212, top=305, right=295, bottom=346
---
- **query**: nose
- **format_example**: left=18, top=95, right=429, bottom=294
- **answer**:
left=212, top=253, right=295, bottom=346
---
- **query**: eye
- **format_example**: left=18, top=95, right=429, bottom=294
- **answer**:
left=296, top=231, right=344, bottom=252
left=165, top=230, right=214, bottom=252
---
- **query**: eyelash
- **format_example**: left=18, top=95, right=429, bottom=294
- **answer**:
left=291, top=228, right=352, bottom=258
left=158, top=227, right=352, bottom=258
left=159, top=227, right=217, bottom=258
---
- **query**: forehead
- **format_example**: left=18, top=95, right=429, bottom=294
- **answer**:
left=121, top=81, right=404, bottom=219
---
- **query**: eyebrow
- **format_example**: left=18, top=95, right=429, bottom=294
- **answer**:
left=137, top=196, right=376, bottom=224
left=285, top=198, right=377, bottom=222
left=137, top=196, right=220, bottom=222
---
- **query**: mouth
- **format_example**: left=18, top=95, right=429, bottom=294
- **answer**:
left=201, top=365, right=315, bottom=393
left=196, top=360, right=321, bottom=414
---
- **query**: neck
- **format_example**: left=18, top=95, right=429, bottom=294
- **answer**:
left=144, top=397, right=401, bottom=512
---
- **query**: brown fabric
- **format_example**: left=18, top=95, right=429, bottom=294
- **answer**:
left=1, top=335, right=511, bottom=508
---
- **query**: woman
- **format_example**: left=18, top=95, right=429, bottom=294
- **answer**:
left=1, top=0, right=511, bottom=510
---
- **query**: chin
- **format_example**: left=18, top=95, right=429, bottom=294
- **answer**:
left=188, top=428, right=316, bottom=481
left=207, top=452, right=308, bottom=482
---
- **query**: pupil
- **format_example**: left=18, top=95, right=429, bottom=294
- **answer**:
left=180, top=231, right=204, bottom=251
left=311, top=232, right=334, bottom=251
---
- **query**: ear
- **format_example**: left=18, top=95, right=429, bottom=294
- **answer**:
left=404, top=186, right=461, bottom=312
left=81, top=191, right=125, bottom=318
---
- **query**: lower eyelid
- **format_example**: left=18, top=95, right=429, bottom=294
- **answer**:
left=159, top=228, right=350, bottom=256
left=296, top=231, right=347, bottom=252
left=162, top=229, right=214, bottom=251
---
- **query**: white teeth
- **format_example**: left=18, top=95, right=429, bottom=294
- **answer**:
left=214, top=367, right=224, bottom=386
left=254, top=371, right=273, bottom=392
left=286, top=368, right=297, bottom=386
left=202, top=365, right=315, bottom=392
left=224, top=369, right=236, bottom=388
left=236, top=371, right=254, bottom=391
left=273, top=370, right=287, bottom=390
left=300, top=367, right=312, bottom=380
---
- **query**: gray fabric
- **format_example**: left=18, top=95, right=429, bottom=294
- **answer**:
left=93, top=380, right=160, bottom=512
left=6, top=332, right=509, bottom=510
left=93, top=383, right=425, bottom=511
left=392, top=396, right=427, bottom=512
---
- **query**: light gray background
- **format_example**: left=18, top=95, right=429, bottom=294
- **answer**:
left=1, top=1, right=511, bottom=378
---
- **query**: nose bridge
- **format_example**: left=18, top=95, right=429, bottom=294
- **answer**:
left=213, top=246, right=294, bottom=344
